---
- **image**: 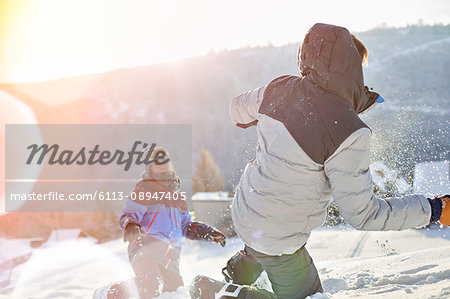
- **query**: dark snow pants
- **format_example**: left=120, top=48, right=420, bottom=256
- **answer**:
left=107, top=261, right=183, bottom=299
left=235, top=245, right=323, bottom=299
left=128, top=235, right=183, bottom=298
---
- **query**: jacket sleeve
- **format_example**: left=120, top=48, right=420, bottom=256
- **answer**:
left=118, top=199, right=146, bottom=231
left=180, top=211, right=192, bottom=237
left=229, top=86, right=266, bottom=126
left=324, top=128, right=431, bottom=230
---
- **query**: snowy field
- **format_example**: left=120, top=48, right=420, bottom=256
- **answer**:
left=1, top=225, right=450, bottom=298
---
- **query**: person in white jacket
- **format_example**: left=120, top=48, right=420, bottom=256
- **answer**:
left=191, top=23, right=449, bottom=299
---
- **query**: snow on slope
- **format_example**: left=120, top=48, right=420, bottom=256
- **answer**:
left=318, top=246, right=450, bottom=298
left=2, top=226, right=450, bottom=298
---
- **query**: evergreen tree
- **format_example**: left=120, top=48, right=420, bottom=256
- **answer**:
left=192, top=148, right=224, bottom=193
left=325, top=202, right=346, bottom=226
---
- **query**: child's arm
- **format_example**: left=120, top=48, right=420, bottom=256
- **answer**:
left=181, top=211, right=226, bottom=247
left=119, top=200, right=145, bottom=231
left=180, top=210, right=192, bottom=236
left=119, top=200, right=146, bottom=243
left=186, top=222, right=226, bottom=247
left=180, top=211, right=226, bottom=246
left=229, top=86, right=266, bottom=128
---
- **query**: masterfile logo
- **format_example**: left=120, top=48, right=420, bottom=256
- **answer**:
left=25, top=141, right=169, bottom=171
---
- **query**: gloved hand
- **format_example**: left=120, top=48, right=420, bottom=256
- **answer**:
left=186, top=222, right=227, bottom=247
left=208, top=231, right=227, bottom=247
left=428, top=195, right=450, bottom=225
left=123, top=223, right=144, bottom=243
left=439, top=195, right=450, bottom=225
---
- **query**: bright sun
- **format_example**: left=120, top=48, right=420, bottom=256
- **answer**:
left=0, top=0, right=197, bottom=83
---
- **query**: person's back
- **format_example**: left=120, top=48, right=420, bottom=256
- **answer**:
left=232, top=74, right=370, bottom=255
left=230, top=23, right=433, bottom=257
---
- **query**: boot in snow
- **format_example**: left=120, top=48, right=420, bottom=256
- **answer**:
left=190, top=275, right=274, bottom=299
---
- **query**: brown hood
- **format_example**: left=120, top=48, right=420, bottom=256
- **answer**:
left=298, top=23, right=376, bottom=113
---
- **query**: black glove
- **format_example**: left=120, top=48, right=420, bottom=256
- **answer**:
left=186, top=222, right=226, bottom=247
left=123, top=223, right=144, bottom=243
left=428, top=195, right=450, bottom=225
left=222, top=247, right=263, bottom=285
left=209, top=230, right=227, bottom=247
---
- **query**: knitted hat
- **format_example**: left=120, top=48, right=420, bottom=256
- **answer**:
left=144, top=146, right=175, bottom=173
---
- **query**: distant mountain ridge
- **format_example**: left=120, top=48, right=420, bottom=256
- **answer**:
left=1, top=24, right=449, bottom=190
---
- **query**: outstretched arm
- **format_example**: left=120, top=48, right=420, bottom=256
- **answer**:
left=324, top=128, right=431, bottom=230
left=186, top=221, right=226, bottom=247
left=229, top=86, right=266, bottom=128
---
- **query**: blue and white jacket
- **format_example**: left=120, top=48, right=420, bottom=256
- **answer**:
left=119, top=198, right=191, bottom=248
left=119, top=178, right=220, bottom=250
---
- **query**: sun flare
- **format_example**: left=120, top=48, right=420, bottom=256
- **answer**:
left=0, top=0, right=448, bottom=83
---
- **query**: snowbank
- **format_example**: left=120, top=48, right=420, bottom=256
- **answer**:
left=1, top=226, right=450, bottom=298
left=318, top=245, right=450, bottom=298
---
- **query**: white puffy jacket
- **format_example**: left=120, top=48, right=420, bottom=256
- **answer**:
left=229, top=24, right=431, bottom=256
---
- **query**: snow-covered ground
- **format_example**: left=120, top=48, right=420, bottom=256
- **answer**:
left=1, top=225, right=450, bottom=298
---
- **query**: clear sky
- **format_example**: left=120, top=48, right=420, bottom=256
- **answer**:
left=0, top=0, right=449, bottom=83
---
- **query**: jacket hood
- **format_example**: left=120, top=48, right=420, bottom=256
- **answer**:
left=298, top=23, right=376, bottom=113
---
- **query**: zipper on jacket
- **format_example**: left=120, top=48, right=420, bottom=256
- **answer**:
left=145, top=204, right=162, bottom=233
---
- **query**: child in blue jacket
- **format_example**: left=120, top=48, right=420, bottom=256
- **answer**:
left=101, top=148, right=226, bottom=298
